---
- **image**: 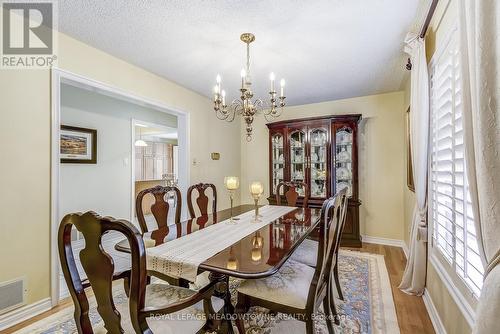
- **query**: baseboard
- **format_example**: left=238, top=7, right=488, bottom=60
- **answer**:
left=0, top=297, right=51, bottom=331
left=362, top=235, right=408, bottom=257
left=423, top=288, right=447, bottom=334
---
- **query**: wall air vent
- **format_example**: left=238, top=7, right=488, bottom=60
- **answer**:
left=0, top=278, right=26, bottom=314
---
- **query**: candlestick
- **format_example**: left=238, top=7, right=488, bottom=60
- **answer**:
left=224, top=176, right=240, bottom=223
left=249, top=181, right=264, bottom=221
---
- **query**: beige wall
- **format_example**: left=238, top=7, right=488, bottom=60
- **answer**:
left=240, top=91, right=407, bottom=240
left=0, top=31, right=240, bottom=305
left=402, top=0, right=473, bottom=332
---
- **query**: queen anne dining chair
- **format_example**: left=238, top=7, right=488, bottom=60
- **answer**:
left=234, top=191, right=345, bottom=334
left=58, top=211, right=224, bottom=334
left=290, top=188, right=349, bottom=302
left=275, top=180, right=309, bottom=208
left=136, top=185, right=182, bottom=233
left=187, top=183, right=217, bottom=218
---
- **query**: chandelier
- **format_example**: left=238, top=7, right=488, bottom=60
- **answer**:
left=212, top=33, right=286, bottom=141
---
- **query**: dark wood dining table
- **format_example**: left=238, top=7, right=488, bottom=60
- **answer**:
left=115, top=204, right=321, bottom=333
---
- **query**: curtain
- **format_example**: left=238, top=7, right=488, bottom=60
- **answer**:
left=459, top=0, right=500, bottom=332
left=399, top=33, right=430, bottom=296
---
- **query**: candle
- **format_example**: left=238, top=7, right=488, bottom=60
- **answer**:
left=250, top=181, right=264, bottom=197
left=224, top=176, right=239, bottom=190
left=216, top=74, right=221, bottom=94
left=221, top=90, right=226, bottom=105
left=270, top=72, right=275, bottom=92
left=280, top=79, right=285, bottom=97
left=240, top=68, right=246, bottom=89
left=213, top=85, right=218, bottom=101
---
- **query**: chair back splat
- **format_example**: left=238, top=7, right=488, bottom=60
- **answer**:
left=275, top=181, right=309, bottom=208
left=136, top=185, right=181, bottom=233
left=187, top=183, right=217, bottom=218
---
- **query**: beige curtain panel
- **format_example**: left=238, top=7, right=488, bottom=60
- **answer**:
left=459, top=0, right=500, bottom=333
left=399, top=33, right=430, bottom=296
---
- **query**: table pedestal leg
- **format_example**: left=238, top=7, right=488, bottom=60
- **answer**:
left=209, top=272, right=234, bottom=334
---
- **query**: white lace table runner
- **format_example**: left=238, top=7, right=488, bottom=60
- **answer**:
left=146, top=205, right=295, bottom=282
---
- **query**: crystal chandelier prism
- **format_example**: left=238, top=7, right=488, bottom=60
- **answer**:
left=212, top=33, right=286, bottom=141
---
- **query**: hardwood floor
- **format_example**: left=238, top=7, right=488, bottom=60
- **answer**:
left=346, top=243, right=435, bottom=334
left=4, top=243, right=434, bottom=334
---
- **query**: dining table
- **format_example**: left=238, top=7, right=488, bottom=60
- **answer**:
left=115, top=204, right=321, bottom=333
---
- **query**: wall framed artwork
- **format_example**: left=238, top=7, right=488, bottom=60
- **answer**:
left=60, top=125, right=97, bottom=164
left=406, top=107, right=415, bottom=192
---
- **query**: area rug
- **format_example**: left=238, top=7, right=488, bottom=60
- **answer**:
left=13, top=250, right=399, bottom=334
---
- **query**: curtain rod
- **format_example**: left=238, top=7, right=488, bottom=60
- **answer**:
left=406, top=0, right=439, bottom=70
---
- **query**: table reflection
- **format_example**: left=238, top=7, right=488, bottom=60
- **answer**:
left=116, top=205, right=320, bottom=279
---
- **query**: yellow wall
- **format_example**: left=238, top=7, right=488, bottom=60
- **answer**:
left=240, top=91, right=407, bottom=240
left=402, top=0, right=473, bottom=332
left=0, top=31, right=240, bottom=305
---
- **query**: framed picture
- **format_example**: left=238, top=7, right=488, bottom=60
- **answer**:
left=406, top=107, right=415, bottom=192
left=60, top=125, right=97, bottom=164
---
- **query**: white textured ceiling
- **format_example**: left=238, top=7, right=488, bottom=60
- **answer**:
left=58, top=0, right=423, bottom=105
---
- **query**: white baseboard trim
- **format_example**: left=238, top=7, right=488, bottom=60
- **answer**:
left=361, top=235, right=408, bottom=258
left=0, top=297, right=52, bottom=331
left=423, top=288, right=447, bottom=334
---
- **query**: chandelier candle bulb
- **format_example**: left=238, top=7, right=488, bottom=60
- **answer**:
left=221, top=90, right=226, bottom=105
left=240, top=68, right=246, bottom=88
left=270, top=72, right=275, bottom=92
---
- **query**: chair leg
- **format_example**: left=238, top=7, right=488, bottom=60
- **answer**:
left=323, top=297, right=334, bottom=334
left=334, top=263, right=344, bottom=300
left=234, top=293, right=247, bottom=334
left=328, top=281, right=340, bottom=326
left=305, top=315, right=315, bottom=334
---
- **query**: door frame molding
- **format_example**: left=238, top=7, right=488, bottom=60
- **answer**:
left=50, top=68, right=190, bottom=306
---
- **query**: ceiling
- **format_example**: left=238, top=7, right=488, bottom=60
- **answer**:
left=58, top=0, right=424, bottom=105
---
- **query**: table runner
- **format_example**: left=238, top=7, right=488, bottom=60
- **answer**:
left=146, top=205, right=295, bottom=282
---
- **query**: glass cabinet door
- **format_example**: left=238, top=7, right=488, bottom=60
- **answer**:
left=271, top=133, right=285, bottom=195
left=289, top=130, right=306, bottom=196
left=335, top=126, right=353, bottom=197
left=309, top=128, right=328, bottom=198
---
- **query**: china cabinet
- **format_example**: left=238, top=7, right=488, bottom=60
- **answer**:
left=267, top=114, right=362, bottom=246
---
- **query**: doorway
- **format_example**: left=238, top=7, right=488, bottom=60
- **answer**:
left=51, top=68, right=190, bottom=305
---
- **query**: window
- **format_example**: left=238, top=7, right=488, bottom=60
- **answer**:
left=429, top=28, right=484, bottom=297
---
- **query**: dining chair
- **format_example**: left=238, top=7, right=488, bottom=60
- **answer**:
left=136, top=185, right=181, bottom=233
left=275, top=180, right=309, bottom=208
left=187, top=183, right=217, bottom=218
left=234, top=192, right=345, bottom=334
left=58, top=211, right=223, bottom=334
left=290, top=188, right=349, bottom=301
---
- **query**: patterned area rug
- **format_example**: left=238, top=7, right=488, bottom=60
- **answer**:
left=14, top=250, right=399, bottom=334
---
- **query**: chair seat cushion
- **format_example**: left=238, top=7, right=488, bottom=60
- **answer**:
left=237, top=259, right=315, bottom=309
left=290, top=238, right=318, bottom=267
left=94, top=283, right=223, bottom=334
